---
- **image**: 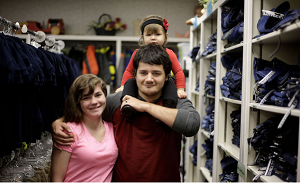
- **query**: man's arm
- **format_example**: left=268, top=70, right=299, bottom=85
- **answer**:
left=121, top=95, right=200, bottom=136
left=172, top=98, right=201, bottom=137
left=52, top=118, right=74, bottom=150
left=103, top=92, right=122, bottom=122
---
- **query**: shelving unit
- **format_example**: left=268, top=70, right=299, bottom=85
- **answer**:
left=187, top=0, right=300, bottom=182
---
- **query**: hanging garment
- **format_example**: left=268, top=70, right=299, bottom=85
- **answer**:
left=82, top=45, right=99, bottom=75
left=97, top=46, right=112, bottom=84
left=0, top=32, right=80, bottom=157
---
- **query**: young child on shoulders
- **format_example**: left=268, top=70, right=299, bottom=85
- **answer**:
left=115, top=15, right=187, bottom=120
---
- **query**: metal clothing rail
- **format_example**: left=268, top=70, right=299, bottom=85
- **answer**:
left=21, top=25, right=65, bottom=54
left=21, top=24, right=53, bottom=45
left=0, top=16, right=20, bottom=34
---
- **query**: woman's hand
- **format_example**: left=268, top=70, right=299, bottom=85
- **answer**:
left=52, top=118, right=74, bottom=150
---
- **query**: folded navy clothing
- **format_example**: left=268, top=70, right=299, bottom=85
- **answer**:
left=221, top=1, right=244, bottom=33
left=189, top=46, right=200, bottom=61
left=201, top=32, right=217, bottom=57
left=253, top=56, right=300, bottom=108
left=257, top=1, right=290, bottom=35
left=220, top=156, right=238, bottom=174
left=221, top=53, right=243, bottom=70
left=228, top=21, right=244, bottom=43
left=205, top=159, right=213, bottom=175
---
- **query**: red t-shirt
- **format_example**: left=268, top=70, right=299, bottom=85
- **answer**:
left=121, top=48, right=185, bottom=89
left=112, top=99, right=182, bottom=182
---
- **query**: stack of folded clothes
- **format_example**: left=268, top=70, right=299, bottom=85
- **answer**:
left=255, top=1, right=300, bottom=38
left=253, top=56, right=300, bottom=109
left=201, top=32, right=217, bottom=57
left=230, top=107, right=241, bottom=148
left=204, top=62, right=216, bottom=96
left=220, top=53, right=243, bottom=100
left=189, top=140, right=198, bottom=166
left=247, top=115, right=299, bottom=182
left=189, top=45, right=200, bottom=62
left=201, top=101, right=215, bottom=133
left=202, top=137, right=214, bottom=175
left=221, top=0, right=244, bottom=47
left=219, top=156, right=238, bottom=182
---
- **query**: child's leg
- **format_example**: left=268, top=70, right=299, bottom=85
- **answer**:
left=121, top=78, right=138, bottom=122
left=121, top=78, right=138, bottom=102
left=162, top=80, right=178, bottom=108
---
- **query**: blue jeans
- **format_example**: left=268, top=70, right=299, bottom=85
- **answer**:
left=257, top=1, right=290, bottom=35
left=221, top=2, right=244, bottom=33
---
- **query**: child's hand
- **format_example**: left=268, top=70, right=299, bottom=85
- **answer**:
left=115, top=86, right=124, bottom=93
left=177, top=89, right=187, bottom=99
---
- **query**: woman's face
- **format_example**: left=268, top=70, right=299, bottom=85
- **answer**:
left=80, top=85, right=106, bottom=120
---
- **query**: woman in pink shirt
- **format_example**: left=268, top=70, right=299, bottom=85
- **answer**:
left=51, top=74, right=118, bottom=182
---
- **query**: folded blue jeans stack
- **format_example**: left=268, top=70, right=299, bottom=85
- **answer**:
left=221, top=0, right=244, bottom=46
left=202, top=137, right=214, bottom=175
left=247, top=115, right=299, bottom=181
left=255, top=1, right=300, bottom=38
left=189, top=45, right=200, bottom=62
left=189, top=140, right=198, bottom=166
left=204, top=62, right=216, bottom=96
left=219, top=156, right=238, bottom=182
left=253, top=56, right=300, bottom=108
left=220, top=53, right=243, bottom=100
left=230, top=107, right=241, bottom=147
left=201, top=32, right=217, bottom=57
left=201, top=101, right=215, bottom=133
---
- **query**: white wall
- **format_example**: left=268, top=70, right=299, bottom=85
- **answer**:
left=0, top=0, right=199, bottom=37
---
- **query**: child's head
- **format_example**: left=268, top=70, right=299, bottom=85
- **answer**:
left=133, top=44, right=172, bottom=78
left=138, top=15, right=169, bottom=47
left=63, top=74, right=107, bottom=123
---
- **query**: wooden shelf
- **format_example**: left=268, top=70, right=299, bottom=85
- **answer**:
left=249, top=102, right=300, bottom=117
left=248, top=165, right=284, bottom=182
left=200, top=129, right=211, bottom=139
left=252, top=21, right=300, bottom=44
left=200, top=167, right=213, bottom=182
left=220, top=97, right=242, bottom=105
left=218, top=142, right=240, bottom=161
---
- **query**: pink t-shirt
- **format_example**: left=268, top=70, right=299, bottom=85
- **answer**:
left=59, top=121, right=118, bottom=182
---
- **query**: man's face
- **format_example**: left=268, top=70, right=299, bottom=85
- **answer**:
left=136, top=62, right=167, bottom=101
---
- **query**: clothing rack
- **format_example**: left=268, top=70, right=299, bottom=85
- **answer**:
left=21, top=24, right=51, bottom=45
left=21, top=24, right=65, bottom=53
left=0, top=32, right=80, bottom=166
left=0, top=16, right=20, bottom=34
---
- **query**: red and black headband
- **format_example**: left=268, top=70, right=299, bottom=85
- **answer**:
left=141, top=18, right=169, bottom=35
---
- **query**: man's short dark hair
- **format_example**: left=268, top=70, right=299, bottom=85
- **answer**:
left=133, top=44, right=172, bottom=77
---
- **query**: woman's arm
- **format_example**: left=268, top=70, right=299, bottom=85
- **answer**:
left=51, top=148, right=71, bottom=182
